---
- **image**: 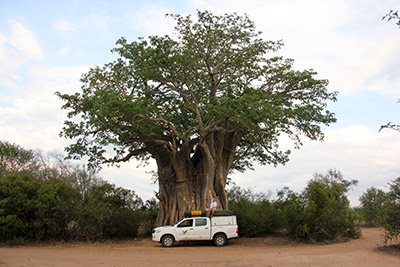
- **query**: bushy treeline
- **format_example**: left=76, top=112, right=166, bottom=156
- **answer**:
left=359, top=178, right=400, bottom=244
left=0, top=141, right=158, bottom=242
left=228, top=169, right=361, bottom=242
left=4, top=140, right=398, bottom=244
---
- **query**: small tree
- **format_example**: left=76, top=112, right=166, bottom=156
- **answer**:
left=137, top=198, right=160, bottom=236
left=0, top=141, right=39, bottom=178
left=359, top=187, right=388, bottom=226
left=279, top=169, right=360, bottom=242
left=35, top=178, right=81, bottom=239
left=77, top=182, right=143, bottom=240
left=227, top=184, right=280, bottom=237
left=0, top=172, right=41, bottom=241
left=384, top=177, right=400, bottom=244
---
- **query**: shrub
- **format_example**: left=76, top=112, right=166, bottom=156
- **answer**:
left=384, top=177, right=400, bottom=244
left=227, top=184, right=282, bottom=237
left=0, top=141, right=157, bottom=242
left=137, top=198, right=159, bottom=236
left=76, top=182, right=144, bottom=240
left=0, top=141, right=39, bottom=178
left=0, top=172, right=40, bottom=241
left=359, top=187, right=388, bottom=226
left=35, top=178, right=80, bottom=239
left=231, top=198, right=282, bottom=237
left=279, top=169, right=361, bottom=242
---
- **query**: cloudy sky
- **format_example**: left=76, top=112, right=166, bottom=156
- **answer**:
left=1, top=0, right=399, bottom=205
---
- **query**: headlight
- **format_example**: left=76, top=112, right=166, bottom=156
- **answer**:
left=152, top=229, right=161, bottom=234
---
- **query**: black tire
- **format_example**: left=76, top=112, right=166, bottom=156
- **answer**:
left=213, top=233, right=227, bottom=246
left=161, top=235, right=175, bottom=247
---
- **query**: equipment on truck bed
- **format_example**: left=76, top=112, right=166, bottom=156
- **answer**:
left=184, top=210, right=234, bottom=218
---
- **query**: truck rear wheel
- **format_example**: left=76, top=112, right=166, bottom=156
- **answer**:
left=161, top=235, right=174, bottom=247
left=213, top=233, right=227, bottom=246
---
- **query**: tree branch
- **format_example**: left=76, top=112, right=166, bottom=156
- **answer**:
left=135, top=114, right=182, bottom=139
left=104, top=148, right=148, bottom=163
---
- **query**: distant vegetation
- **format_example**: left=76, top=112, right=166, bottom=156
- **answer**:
left=1, top=140, right=399, bottom=245
left=0, top=141, right=158, bottom=243
left=228, top=169, right=361, bottom=242
left=359, top=178, right=400, bottom=244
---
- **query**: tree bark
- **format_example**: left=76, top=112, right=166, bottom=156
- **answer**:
left=152, top=131, right=240, bottom=226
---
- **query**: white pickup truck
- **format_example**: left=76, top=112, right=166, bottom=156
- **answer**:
left=152, top=214, right=239, bottom=247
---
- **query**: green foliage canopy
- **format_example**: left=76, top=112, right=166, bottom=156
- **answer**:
left=384, top=177, right=400, bottom=243
left=0, top=141, right=38, bottom=177
left=0, top=141, right=158, bottom=242
left=57, top=10, right=337, bottom=171
left=277, top=169, right=360, bottom=242
left=359, top=187, right=388, bottom=226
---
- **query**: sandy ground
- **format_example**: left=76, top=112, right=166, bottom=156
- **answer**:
left=0, top=228, right=398, bottom=267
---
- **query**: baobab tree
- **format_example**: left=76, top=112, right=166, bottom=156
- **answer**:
left=57, top=11, right=337, bottom=225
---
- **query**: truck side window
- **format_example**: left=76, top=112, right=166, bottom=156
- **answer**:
left=177, top=219, right=193, bottom=228
left=195, top=218, right=207, bottom=227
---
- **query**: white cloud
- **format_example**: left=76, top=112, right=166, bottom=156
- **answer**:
left=57, top=45, right=69, bottom=55
left=0, top=65, right=90, bottom=151
left=0, top=20, right=45, bottom=89
left=52, top=19, right=79, bottom=33
left=0, top=49, right=24, bottom=89
left=131, top=4, right=175, bottom=36
left=83, top=11, right=110, bottom=32
left=8, top=19, right=45, bottom=60
left=100, top=162, right=158, bottom=200
left=71, top=0, right=80, bottom=8
left=0, top=34, right=7, bottom=44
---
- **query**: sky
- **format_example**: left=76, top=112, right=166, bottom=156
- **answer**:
left=1, top=0, right=400, bottom=206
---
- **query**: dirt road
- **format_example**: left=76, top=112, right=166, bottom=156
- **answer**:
left=0, top=228, right=398, bottom=267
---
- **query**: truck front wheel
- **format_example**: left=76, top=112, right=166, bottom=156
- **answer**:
left=161, top=235, right=175, bottom=247
left=213, top=233, right=227, bottom=246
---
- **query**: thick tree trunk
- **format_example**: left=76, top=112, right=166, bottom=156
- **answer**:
left=153, top=131, right=240, bottom=226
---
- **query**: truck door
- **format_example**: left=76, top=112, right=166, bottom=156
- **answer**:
left=175, top=218, right=194, bottom=241
left=192, top=218, right=210, bottom=240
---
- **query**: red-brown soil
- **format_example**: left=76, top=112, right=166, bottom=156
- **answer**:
left=0, top=228, right=398, bottom=266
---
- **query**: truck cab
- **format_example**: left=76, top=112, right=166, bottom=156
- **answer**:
left=152, top=214, right=238, bottom=247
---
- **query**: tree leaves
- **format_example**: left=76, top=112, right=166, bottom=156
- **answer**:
left=57, top=10, right=337, bottom=171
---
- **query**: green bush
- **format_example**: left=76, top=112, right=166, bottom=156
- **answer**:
left=0, top=215, right=26, bottom=241
left=137, top=198, right=159, bottom=236
left=105, top=208, right=141, bottom=238
left=0, top=171, right=157, bottom=241
left=35, top=178, right=81, bottom=239
left=275, top=188, right=308, bottom=240
left=384, top=177, right=400, bottom=244
left=0, top=141, right=39, bottom=178
left=359, top=187, right=388, bottom=226
left=0, top=172, right=40, bottom=240
left=226, top=171, right=360, bottom=242
left=231, top=198, right=282, bottom=237
left=76, top=183, right=145, bottom=240
left=227, top=184, right=282, bottom=237
left=278, top=170, right=360, bottom=242
left=0, top=140, right=159, bottom=242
